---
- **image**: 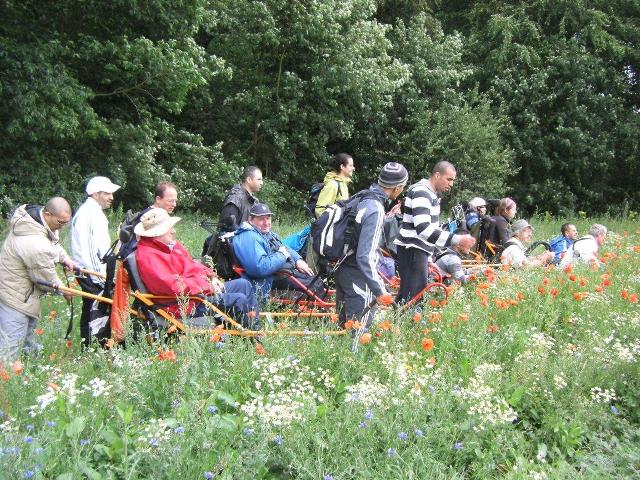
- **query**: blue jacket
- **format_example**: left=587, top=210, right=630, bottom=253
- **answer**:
left=549, top=235, right=573, bottom=264
left=232, top=222, right=301, bottom=296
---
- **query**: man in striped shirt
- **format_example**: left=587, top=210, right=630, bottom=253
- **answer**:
left=395, top=161, right=475, bottom=302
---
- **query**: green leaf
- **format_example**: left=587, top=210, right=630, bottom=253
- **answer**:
left=509, top=386, right=526, bottom=407
left=116, top=405, right=134, bottom=424
left=215, top=391, right=238, bottom=410
left=65, top=416, right=86, bottom=438
left=80, top=463, right=103, bottom=480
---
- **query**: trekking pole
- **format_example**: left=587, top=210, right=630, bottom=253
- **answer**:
left=73, top=266, right=107, bottom=280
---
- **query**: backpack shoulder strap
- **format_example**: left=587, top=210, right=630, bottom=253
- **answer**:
left=503, top=240, right=519, bottom=250
left=434, top=249, right=460, bottom=263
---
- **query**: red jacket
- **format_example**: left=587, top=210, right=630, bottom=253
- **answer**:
left=135, top=237, right=213, bottom=316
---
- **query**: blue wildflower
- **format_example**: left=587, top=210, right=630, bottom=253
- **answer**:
left=387, top=447, right=397, bottom=457
left=24, top=471, right=35, bottom=479
left=286, top=355, right=296, bottom=361
left=149, top=437, right=159, bottom=447
left=414, top=429, right=424, bottom=437
left=34, top=447, right=44, bottom=454
left=215, top=342, right=224, bottom=349
left=204, top=472, right=214, bottom=479
left=80, top=439, right=90, bottom=446
left=174, top=426, right=185, bottom=434
left=242, top=427, right=253, bottom=436
left=611, top=406, right=619, bottom=414
left=26, top=424, right=34, bottom=432
left=273, top=435, right=283, bottom=446
left=0, top=410, right=4, bottom=417
left=358, top=421, right=367, bottom=429
left=364, top=410, right=374, bottom=420
left=323, top=335, right=330, bottom=341
left=207, top=405, right=218, bottom=414
left=47, top=421, right=56, bottom=427
left=323, top=475, right=334, bottom=480
left=398, top=432, right=408, bottom=440
left=24, top=436, right=34, bottom=443
left=453, top=442, right=463, bottom=450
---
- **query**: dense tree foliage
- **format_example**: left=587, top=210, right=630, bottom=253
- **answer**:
left=1, top=0, right=637, bottom=216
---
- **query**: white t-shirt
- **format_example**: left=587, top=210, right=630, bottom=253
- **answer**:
left=71, top=197, right=111, bottom=276
left=501, top=238, right=526, bottom=267
left=559, top=235, right=599, bottom=268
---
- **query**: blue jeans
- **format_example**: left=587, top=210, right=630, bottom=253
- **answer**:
left=0, top=301, right=41, bottom=361
left=193, top=278, right=260, bottom=330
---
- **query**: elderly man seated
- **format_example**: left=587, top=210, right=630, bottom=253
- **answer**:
left=232, top=203, right=326, bottom=299
left=434, top=233, right=480, bottom=285
left=501, top=220, right=554, bottom=268
left=134, top=208, right=258, bottom=328
left=559, top=223, right=607, bottom=269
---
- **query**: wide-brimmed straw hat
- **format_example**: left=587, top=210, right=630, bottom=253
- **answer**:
left=134, top=208, right=181, bottom=237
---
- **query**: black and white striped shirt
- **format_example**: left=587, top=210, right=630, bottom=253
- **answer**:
left=394, top=179, right=455, bottom=255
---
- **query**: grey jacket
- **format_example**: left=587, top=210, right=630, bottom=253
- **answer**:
left=341, top=184, right=388, bottom=298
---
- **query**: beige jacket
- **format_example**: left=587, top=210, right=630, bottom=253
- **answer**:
left=0, top=205, right=69, bottom=318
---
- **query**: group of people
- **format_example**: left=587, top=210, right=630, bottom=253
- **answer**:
left=0, top=155, right=609, bottom=361
left=462, top=196, right=608, bottom=270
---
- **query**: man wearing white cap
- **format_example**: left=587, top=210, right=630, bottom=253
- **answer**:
left=71, top=175, right=120, bottom=346
left=501, top=219, right=553, bottom=267
left=134, top=208, right=258, bottom=328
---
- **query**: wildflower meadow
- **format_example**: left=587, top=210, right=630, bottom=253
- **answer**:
left=1, top=216, right=639, bottom=479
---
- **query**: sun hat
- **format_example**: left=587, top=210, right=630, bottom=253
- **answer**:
left=378, top=162, right=409, bottom=188
left=134, top=208, right=181, bottom=237
left=86, top=176, right=121, bottom=195
left=512, top=219, right=534, bottom=236
left=249, top=203, right=273, bottom=217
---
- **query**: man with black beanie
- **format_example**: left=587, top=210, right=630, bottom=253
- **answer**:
left=334, top=162, right=408, bottom=333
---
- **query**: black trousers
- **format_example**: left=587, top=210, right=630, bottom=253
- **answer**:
left=396, top=245, right=430, bottom=304
left=76, top=277, right=103, bottom=347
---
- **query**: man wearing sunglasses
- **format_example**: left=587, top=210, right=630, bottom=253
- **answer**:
left=0, top=197, right=76, bottom=360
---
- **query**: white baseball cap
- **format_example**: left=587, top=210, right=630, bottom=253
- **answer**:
left=86, top=176, right=121, bottom=195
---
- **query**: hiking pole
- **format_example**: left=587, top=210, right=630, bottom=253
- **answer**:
left=73, top=266, right=107, bottom=280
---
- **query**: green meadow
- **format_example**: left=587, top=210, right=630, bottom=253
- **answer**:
left=1, top=215, right=639, bottom=479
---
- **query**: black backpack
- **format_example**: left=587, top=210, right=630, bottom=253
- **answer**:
left=311, top=190, right=377, bottom=263
left=304, top=180, right=343, bottom=219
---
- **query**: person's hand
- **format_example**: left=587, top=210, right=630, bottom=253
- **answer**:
left=386, top=201, right=402, bottom=217
left=278, top=246, right=291, bottom=260
left=210, top=276, right=225, bottom=294
left=539, top=251, right=554, bottom=264
left=295, top=259, right=314, bottom=276
left=62, top=258, right=75, bottom=272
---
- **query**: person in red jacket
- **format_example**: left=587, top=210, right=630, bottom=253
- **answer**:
left=134, top=208, right=258, bottom=328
